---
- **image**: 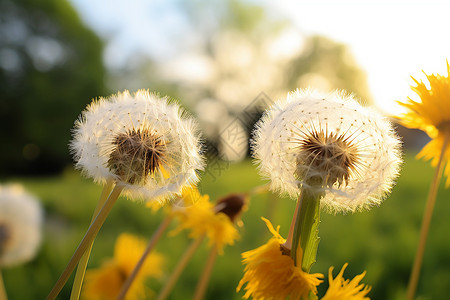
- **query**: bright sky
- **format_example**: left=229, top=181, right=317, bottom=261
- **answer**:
left=69, top=0, right=450, bottom=114
left=274, top=0, right=450, bottom=114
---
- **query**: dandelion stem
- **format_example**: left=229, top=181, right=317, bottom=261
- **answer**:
left=70, top=180, right=114, bottom=300
left=117, top=215, right=173, bottom=300
left=283, top=196, right=301, bottom=250
left=291, top=189, right=322, bottom=272
left=407, top=134, right=449, bottom=300
left=156, top=236, right=205, bottom=300
left=0, top=270, right=8, bottom=300
left=193, top=245, right=218, bottom=300
left=46, top=184, right=123, bottom=300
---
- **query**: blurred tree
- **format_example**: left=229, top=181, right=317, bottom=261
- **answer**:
left=157, top=0, right=372, bottom=161
left=0, top=0, right=105, bottom=176
left=287, top=35, right=371, bottom=105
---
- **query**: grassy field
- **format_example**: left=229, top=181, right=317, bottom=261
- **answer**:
left=3, top=152, right=450, bottom=299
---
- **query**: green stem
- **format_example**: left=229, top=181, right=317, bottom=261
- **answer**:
left=70, top=180, right=114, bottom=300
left=156, top=236, right=205, bottom=300
left=282, top=197, right=301, bottom=250
left=407, top=134, right=449, bottom=300
left=0, top=270, right=8, bottom=300
left=193, top=245, right=218, bottom=300
left=290, top=189, right=322, bottom=272
left=46, top=184, right=123, bottom=300
left=116, top=215, right=173, bottom=300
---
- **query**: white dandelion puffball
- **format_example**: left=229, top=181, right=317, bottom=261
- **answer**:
left=0, top=184, right=43, bottom=267
left=71, top=90, right=204, bottom=201
left=253, top=89, right=402, bottom=213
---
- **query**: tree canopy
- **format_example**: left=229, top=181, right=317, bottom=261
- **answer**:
left=0, top=0, right=106, bottom=175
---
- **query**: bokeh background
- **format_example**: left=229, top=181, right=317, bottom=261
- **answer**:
left=1, top=0, right=450, bottom=299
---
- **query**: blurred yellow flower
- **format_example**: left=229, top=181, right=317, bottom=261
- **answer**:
left=322, top=263, right=371, bottom=300
left=237, top=218, right=323, bottom=300
left=82, top=233, right=164, bottom=300
left=397, top=61, right=450, bottom=185
left=146, top=184, right=207, bottom=212
left=146, top=199, right=164, bottom=213
left=177, top=184, right=210, bottom=206
left=170, top=190, right=243, bottom=253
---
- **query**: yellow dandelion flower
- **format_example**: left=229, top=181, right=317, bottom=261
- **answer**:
left=322, top=263, right=371, bottom=300
left=83, top=233, right=164, bottom=300
left=397, top=61, right=450, bottom=300
left=237, top=217, right=323, bottom=300
left=176, top=184, right=209, bottom=207
left=146, top=199, right=164, bottom=213
left=146, top=184, right=206, bottom=213
left=397, top=61, right=450, bottom=186
left=171, top=192, right=246, bottom=253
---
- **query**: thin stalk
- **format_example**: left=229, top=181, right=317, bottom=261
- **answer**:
left=282, top=197, right=301, bottom=250
left=193, top=245, right=218, bottom=300
left=407, top=135, right=449, bottom=300
left=116, top=215, right=173, bottom=300
left=46, top=184, right=124, bottom=300
left=0, top=270, right=7, bottom=300
left=156, top=236, right=205, bottom=300
left=290, top=189, right=322, bottom=272
left=70, top=180, right=114, bottom=300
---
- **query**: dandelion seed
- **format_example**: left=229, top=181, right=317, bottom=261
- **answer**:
left=322, top=263, right=371, bottom=300
left=0, top=184, right=42, bottom=267
left=253, top=89, right=402, bottom=213
left=71, top=89, right=204, bottom=201
left=237, top=217, right=323, bottom=300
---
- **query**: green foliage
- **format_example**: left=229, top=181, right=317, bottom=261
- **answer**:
left=0, top=0, right=106, bottom=176
left=2, top=153, right=450, bottom=299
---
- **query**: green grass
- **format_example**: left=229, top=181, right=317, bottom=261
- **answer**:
left=2, top=152, right=450, bottom=299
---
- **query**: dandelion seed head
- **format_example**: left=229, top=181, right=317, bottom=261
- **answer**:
left=0, top=184, right=42, bottom=267
left=295, top=129, right=360, bottom=189
left=253, top=89, right=402, bottom=213
left=0, top=222, right=11, bottom=257
left=70, top=90, right=204, bottom=201
left=107, top=128, right=167, bottom=185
